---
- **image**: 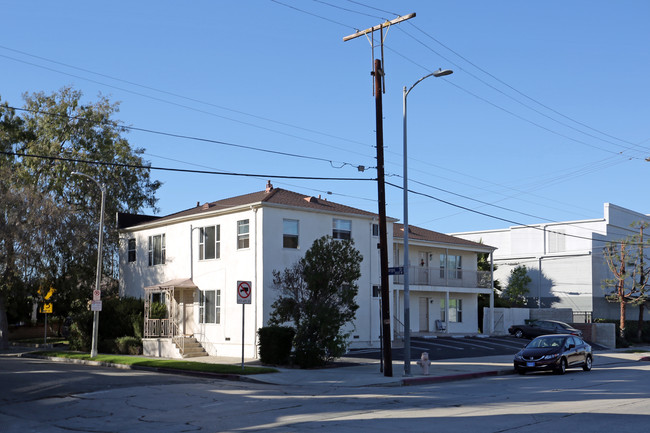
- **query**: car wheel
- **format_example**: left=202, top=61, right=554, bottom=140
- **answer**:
left=555, top=358, right=567, bottom=375
left=583, top=356, right=593, bottom=371
left=514, top=329, right=524, bottom=338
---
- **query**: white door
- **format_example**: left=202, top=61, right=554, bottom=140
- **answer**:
left=419, top=297, right=429, bottom=332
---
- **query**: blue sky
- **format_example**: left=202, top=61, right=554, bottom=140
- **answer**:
left=2, top=1, right=649, bottom=234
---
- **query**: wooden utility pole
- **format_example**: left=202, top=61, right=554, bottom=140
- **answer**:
left=344, top=13, right=416, bottom=378
left=373, top=58, right=392, bottom=377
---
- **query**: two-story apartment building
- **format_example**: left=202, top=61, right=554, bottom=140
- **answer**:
left=118, top=182, right=495, bottom=359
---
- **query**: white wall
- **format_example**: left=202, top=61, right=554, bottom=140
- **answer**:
left=120, top=204, right=386, bottom=357
left=453, top=203, right=650, bottom=320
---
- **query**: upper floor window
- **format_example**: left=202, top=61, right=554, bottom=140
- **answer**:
left=237, top=219, right=250, bottom=249
left=440, top=254, right=462, bottom=279
left=199, top=225, right=220, bottom=260
left=283, top=219, right=299, bottom=249
left=148, top=234, right=166, bottom=266
left=333, top=218, right=351, bottom=240
left=548, top=229, right=565, bottom=253
left=127, top=238, right=136, bottom=263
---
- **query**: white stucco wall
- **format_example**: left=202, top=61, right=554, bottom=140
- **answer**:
left=119, top=203, right=387, bottom=357
left=453, top=203, right=650, bottom=320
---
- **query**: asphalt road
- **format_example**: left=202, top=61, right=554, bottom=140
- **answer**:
left=345, top=335, right=531, bottom=361
left=3, top=350, right=650, bottom=432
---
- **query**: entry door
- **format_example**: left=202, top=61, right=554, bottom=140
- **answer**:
left=419, top=252, right=429, bottom=284
left=419, top=298, right=429, bottom=332
left=182, top=290, right=194, bottom=336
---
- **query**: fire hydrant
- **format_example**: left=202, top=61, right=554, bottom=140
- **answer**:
left=417, top=352, right=431, bottom=375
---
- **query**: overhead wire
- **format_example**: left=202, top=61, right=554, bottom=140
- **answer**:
left=0, top=52, right=375, bottom=161
left=406, top=22, right=649, bottom=154
left=384, top=180, right=642, bottom=246
left=7, top=105, right=369, bottom=170
left=2, top=150, right=376, bottom=182
left=0, top=45, right=372, bottom=150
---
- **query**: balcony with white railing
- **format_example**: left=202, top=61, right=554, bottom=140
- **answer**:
left=392, top=266, right=492, bottom=289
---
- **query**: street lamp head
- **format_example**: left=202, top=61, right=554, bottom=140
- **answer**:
left=433, top=68, right=453, bottom=78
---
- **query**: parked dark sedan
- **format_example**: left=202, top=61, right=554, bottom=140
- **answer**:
left=508, top=319, right=583, bottom=339
left=513, top=334, right=592, bottom=375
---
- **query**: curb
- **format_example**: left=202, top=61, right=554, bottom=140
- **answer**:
left=401, top=368, right=513, bottom=386
left=19, top=353, right=271, bottom=384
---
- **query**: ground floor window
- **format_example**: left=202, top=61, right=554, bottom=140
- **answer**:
left=441, top=298, right=462, bottom=323
left=199, top=290, right=221, bottom=324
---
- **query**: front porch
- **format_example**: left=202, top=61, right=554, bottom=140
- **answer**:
left=143, top=278, right=207, bottom=358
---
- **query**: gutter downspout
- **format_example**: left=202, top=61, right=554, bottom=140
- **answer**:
left=490, top=251, right=494, bottom=334
left=253, top=206, right=259, bottom=359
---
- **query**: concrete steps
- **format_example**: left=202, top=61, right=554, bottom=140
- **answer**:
left=174, top=336, right=208, bottom=358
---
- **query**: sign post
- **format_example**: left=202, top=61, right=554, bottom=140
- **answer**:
left=237, top=281, right=252, bottom=371
left=39, top=287, right=55, bottom=344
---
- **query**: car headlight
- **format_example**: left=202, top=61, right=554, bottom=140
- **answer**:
left=542, top=353, right=559, bottom=360
left=514, top=353, right=523, bottom=360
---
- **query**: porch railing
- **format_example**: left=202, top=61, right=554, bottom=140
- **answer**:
left=144, top=318, right=171, bottom=338
left=392, top=266, right=492, bottom=288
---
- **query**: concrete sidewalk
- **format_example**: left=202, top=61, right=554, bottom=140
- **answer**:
left=6, top=345, right=650, bottom=388
left=182, top=348, right=650, bottom=387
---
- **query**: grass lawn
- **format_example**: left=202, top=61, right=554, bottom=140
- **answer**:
left=32, top=351, right=278, bottom=375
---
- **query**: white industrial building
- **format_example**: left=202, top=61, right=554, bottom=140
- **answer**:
left=452, top=203, right=650, bottom=322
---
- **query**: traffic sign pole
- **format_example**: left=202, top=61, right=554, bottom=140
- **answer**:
left=237, top=281, right=252, bottom=370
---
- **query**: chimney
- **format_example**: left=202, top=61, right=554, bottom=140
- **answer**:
left=265, top=180, right=273, bottom=193
left=202, top=203, right=210, bottom=210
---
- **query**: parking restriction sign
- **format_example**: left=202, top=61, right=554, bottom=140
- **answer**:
left=237, top=281, right=252, bottom=304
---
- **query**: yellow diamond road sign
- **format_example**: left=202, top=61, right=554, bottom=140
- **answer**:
left=41, top=303, right=53, bottom=314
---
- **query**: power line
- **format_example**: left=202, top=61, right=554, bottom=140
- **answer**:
left=7, top=105, right=370, bottom=171
left=0, top=51, right=374, bottom=160
left=2, top=151, right=377, bottom=182
left=406, top=22, right=648, bottom=154
left=385, top=180, right=642, bottom=246
left=0, top=45, right=371, bottom=149
left=270, top=0, right=356, bottom=29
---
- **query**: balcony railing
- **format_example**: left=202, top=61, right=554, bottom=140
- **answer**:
left=392, top=266, right=492, bottom=288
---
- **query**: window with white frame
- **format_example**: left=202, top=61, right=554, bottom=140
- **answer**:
left=441, top=299, right=462, bottom=323
left=237, top=219, right=249, bottom=249
left=148, top=234, right=165, bottom=266
left=283, top=219, right=299, bottom=249
left=372, top=223, right=379, bottom=237
left=440, top=254, right=462, bottom=279
left=333, top=218, right=351, bottom=240
left=199, top=290, right=221, bottom=324
left=127, top=238, right=136, bottom=263
left=199, top=225, right=220, bottom=260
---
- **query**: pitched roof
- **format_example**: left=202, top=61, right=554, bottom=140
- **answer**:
left=120, top=184, right=379, bottom=229
left=393, top=223, right=495, bottom=251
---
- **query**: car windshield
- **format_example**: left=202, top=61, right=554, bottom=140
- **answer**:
left=528, top=336, right=565, bottom=348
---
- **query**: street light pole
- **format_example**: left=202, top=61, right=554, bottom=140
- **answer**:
left=402, top=69, right=453, bottom=376
left=72, top=171, right=106, bottom=358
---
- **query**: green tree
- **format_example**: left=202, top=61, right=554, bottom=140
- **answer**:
left=269, top=236, right=362, bottom=368
left=0, top=88, right=161, bottom=349
left=503, top=265, right=531, bottom=307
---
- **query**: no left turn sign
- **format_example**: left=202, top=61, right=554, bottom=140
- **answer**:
left=237, top=281, right=252, bottom=304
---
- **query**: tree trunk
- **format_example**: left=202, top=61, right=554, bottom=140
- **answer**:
left=0, top=294, right=9, bottom=350
left=638, top=303, right=645, bottom=341
left=620, top=296, right=626, bottom=339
